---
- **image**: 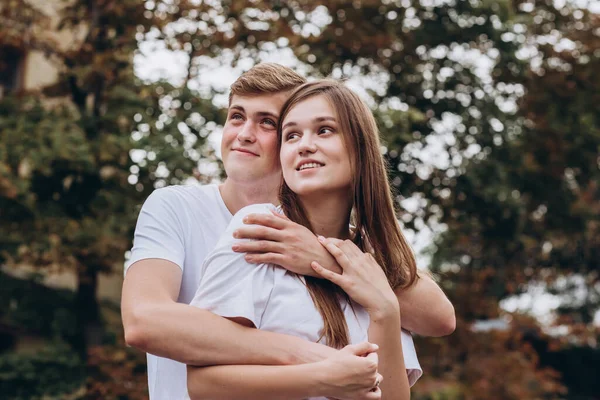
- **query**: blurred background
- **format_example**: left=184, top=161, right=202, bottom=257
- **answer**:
left=0, top=0, right=599, bottom=399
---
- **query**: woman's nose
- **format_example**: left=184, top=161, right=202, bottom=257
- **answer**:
left=298, top=133, right=317, bottom=154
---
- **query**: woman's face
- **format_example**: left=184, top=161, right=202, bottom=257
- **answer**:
left=280, top=95, right=353, bottom=198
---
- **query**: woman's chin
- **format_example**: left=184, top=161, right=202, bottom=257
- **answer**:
left=287, top=183, right=326, bottom=197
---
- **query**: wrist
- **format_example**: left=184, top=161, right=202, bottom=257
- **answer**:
left=311, top=360, right=335, bottom=398
left=369, top=296, right=400, bottom=323
left=290, top=340, right=337, bottom=365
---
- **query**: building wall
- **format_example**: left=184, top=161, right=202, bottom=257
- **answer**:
left=21, top=0, right=87, bottom=92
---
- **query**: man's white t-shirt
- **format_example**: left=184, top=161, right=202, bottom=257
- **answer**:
left=190, top=203, right=422, bottom=400
left=125, top=184, right=232, bottom=400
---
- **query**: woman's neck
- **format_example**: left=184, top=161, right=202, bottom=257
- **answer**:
left=300, top=191, right=353, bottom=240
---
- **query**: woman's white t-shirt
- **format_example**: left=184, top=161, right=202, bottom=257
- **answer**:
left=190, top=203, right=422, bottom=399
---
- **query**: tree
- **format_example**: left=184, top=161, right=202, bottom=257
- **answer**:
left=0, top=0, right=221, bottom=358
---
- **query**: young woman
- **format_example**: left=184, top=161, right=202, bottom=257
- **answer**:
left=187, top=80, right=421, bottom=400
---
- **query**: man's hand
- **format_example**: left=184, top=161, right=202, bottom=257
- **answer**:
left=317, top=342, right=382, bottom=400
left=231, top=211, right=341, bottom=275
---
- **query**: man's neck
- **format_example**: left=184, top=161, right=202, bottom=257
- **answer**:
left=219, top=179, right=280, bottom=215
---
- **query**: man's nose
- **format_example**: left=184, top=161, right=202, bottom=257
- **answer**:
left=237, top=121, right=256, bottom=143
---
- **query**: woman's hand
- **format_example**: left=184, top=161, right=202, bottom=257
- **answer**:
left=311, top=237, right=399, bottom=321
left=317, top=342, right=382, bottom=400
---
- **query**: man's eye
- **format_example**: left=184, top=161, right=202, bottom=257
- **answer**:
left=262, top=118, right=276, bottom=127
left=230, top=113, right=244, bottom=120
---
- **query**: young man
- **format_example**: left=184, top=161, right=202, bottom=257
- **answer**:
left=121, top=63, right=455, bottom=399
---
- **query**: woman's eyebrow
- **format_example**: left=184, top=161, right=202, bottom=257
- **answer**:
left=282, top=116, right=336, bottom=130
left=314, top=116, right=336, bottom=123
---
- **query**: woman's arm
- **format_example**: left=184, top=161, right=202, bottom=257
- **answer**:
left=368, top=306, right=410, bottom=400
left=187, top=342, right=383, bottom=400
left=311, top=238, right=419, bottom=399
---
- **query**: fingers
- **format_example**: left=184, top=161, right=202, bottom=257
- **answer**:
left=233, top=225, right=282, bottom=242
left=374, top=373, right=383, bottom=387
left=242, top=213, right=288, bottom=229
left=232, top=239, right=284, bottom=255
left=342, top=341, right=379, bottom=357
left=318, top=237, right=352, bottom=269
left=365, top=385, right=382, bottom=399
left=365, top=351, right=379, bottom=366
left=270, top=209, right=291, bottom=221
left=243, top=252, right=287, bottom=266
left=311, top=261, right=345, bottom=286
left=338, top=239, right=364, bottom=260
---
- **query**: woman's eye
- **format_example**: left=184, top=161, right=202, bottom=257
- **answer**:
left=319, top=126, right=334, bottom=134
left=286, top=132, right=299, bottom=141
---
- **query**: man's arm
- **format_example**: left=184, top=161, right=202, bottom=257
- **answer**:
left=187, top=363, right=325, bottom=400
left=187, top=342, right=382, bottom=400
left=121, top=259, right=337, bottom=366
left=231, top=212, right=455, bottom=337
left=395, top=271, right=455, bottom=337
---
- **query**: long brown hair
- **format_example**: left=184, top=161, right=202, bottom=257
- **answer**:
left=278, top=80, right=418, bottom=348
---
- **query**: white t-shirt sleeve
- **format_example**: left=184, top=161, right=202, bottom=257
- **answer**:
left=125, top=188, right=186, bottom=273
left=190, top=204, right=277, bottom=328
left=401, top=329, right=423, bottom=387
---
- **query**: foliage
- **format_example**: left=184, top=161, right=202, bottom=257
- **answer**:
left=0, top=342, right=84, bottom=400
left=86, top=341, right=148, bottom=400
left=0, top=0, right=221, bottom=357
left=0, top=271, right=78, bottom=341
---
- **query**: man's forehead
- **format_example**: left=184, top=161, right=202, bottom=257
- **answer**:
left=229, top=93, right=289, bottom=115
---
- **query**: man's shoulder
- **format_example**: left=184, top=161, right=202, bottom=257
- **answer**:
left=152, top=183, right=216, bottom=199
left=146, top=184, right=218, bottom=207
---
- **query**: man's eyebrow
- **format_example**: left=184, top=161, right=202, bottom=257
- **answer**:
left=256, top=111, right=279, bottom=119
left=282, top=116, right=336, bottom=130
left=229, top=105, right=245, bottom=113
left=229, top=106, right=278, bottom=119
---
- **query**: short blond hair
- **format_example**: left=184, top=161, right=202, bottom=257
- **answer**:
left=228, top=63, right=306, bottom=104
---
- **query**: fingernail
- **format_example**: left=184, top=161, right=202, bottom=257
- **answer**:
left=318, top=235, right=325, bottom=242
left=233, top=231, right=239, bottom=238
left=232, top=245, right=239, bottom=251
left=243, top=217, right=250, bottom=223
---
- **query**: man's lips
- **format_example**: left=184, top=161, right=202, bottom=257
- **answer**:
left=232, top=148, right=258, bottom=156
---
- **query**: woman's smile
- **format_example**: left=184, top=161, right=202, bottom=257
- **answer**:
left=280, top=95, right=353, bottom=197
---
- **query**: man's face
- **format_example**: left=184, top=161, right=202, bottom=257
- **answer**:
left=221, top=93, right=289, bottom=185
